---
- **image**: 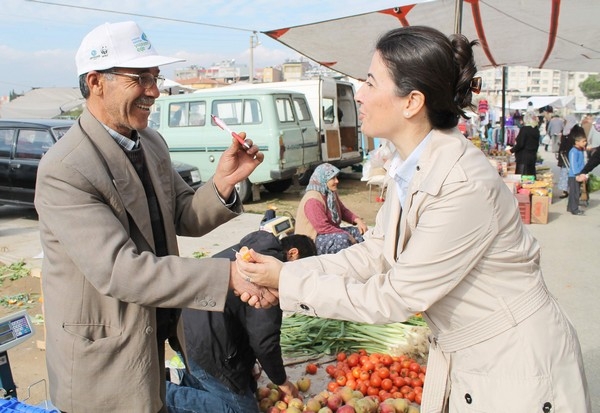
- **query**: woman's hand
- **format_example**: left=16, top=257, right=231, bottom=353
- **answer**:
left=278, top=379, right=301, bottom=400
left=236, top=249, right=283, bottom=290
left=213, top=133, right=264, bottom=200
left=354, top=217, right=368, bottom=234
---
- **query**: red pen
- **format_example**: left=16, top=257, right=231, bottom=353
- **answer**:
left=211, top=114, right=251, bottom=149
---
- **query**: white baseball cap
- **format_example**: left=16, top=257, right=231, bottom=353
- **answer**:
left=76, top=21, right=184, bottom=76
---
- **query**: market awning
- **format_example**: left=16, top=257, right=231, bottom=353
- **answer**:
left=504, top=96, right=576, bottom=111
left=263, top=0, right=600, bottom=81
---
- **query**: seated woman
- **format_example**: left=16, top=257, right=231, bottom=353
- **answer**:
left=295, top=163, right=368, bottom=254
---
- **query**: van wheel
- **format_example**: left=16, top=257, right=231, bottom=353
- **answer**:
left=298, top=169, right=313, bottom=186
left=235, top=179, right=252, bottom=203
left=264, top=179, right=292, bottom=193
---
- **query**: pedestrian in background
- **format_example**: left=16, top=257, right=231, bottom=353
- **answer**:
left=567, top=133, right=588, bottom=215
left=509, top=113, right=539, bottom=175
left=237, top=25, right=591, bottom=412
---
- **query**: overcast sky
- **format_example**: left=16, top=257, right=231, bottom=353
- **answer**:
left=0, top=0, right=405, bottom=97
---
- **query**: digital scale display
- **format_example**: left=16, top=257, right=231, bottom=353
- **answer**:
left=0, top=310, right=34, bottom=353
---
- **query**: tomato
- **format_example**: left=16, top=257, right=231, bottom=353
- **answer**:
left=392, top=391, right=404, bottom=399
left=380, top=354, right=393, bottom=366
left=359, top=355, right=370, bottom=366
left=379, top=391, right=392, bottom=401
left=336, top=375, right=347, bottom=387
left=346, top=378, right=357, bottom=390
left=380, top=378, right=393, bottom=391
left=357, top=382, right=368, bottom=396
left=337, top=352, right=347, bottom=362
left=351, top=366, right=361, bottom=379
left=411, top=377, right=424, bottom=388
left=327, top=381, right=339, bottom=392
left=409, top=362, right=421, bottom=373
left=393, top=376, right=406, bottom=388
left=413, top=386, right=423, bottom=394
left=420, top=365, right=427, bottom=374
left=401, top=360, right=412, bottom=369
left=400, top=385, right=413, bottom=395
left=406, top=391, right=416, bottom=402
left=305, top=363, right=318, bottom=375
left=347, top=353, right=360, bottom=367
left=415, top=392, right=423, bottom=405
left=359, top=370, right=370, bottom=382
left=362, top=360, right=375, bottom=373
left=325, top=364, right=336, bottom=377
left=369, top=373, right=382, bottom=388
left=367, top=386, right=379, bottom=396
left=377, top=367, right=390, bottom=379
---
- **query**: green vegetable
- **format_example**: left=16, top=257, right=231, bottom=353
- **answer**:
left=280, top=313, right=429, bottom=359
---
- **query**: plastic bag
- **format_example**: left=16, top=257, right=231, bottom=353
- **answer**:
left=588, top=173, right=600, bottom=192
left=541, top=134, right=551, bottom=145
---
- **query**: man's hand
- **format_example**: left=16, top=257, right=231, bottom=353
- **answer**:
left=229, top=262, right=278, bottom=308
left=278, top=379, right=301, bottom=400
left=213, top=133, right=264, bottom=200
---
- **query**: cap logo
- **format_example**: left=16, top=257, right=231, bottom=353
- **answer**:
left=132, top=32, right=152, bottom=53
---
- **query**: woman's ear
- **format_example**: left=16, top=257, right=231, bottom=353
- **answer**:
left=406, top=90, right=425, bottom=114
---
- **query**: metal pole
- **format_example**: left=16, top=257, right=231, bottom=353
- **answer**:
left=249, top=32, right=255, bottom=84
left=454, top=0, right=464, bottom=34
left=501, top=66, right=507, bottom=147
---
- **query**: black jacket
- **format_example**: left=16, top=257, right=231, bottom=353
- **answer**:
left=581, top=147, right=600, bottom=175
left=182, top=231, right=287, bottom=394
left=510, top=125, right=540, bottom=175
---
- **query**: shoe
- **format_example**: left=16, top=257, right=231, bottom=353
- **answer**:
left=559, top=192, right=568, bottom=199
left=572, top=210, right=585, bottom=215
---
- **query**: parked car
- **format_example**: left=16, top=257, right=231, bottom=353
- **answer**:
left=0, top=119, right=202, bottom=208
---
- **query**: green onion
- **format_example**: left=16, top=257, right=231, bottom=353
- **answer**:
left=280, top=313, right=430, bottom=360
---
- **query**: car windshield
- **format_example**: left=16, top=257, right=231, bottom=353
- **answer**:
left=52, top=127, right=72, bottom=140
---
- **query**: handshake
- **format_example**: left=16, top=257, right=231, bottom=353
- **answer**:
left=231, top=246, right=282, bottom=309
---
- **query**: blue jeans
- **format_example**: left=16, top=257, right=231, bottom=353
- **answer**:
left=165, top=359, right=259, bottom=413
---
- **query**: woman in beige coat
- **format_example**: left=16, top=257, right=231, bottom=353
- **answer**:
left=238, top=26, right=591, bottom=412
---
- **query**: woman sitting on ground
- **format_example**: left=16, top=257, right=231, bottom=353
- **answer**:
left=295, top=163, right=368, bottom=255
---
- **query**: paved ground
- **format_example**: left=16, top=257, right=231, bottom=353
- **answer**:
left=1, top=148, right=599, bottom=411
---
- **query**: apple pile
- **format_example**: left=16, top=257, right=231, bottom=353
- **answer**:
left=256, top=382, right=420, bottom=413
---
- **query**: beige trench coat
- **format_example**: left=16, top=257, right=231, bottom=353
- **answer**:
left=279, top=128, right=590, bottom=412
left=35, top=109, right=241, bottom=413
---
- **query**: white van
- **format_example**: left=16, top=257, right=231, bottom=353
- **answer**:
left=222, top=77, right=363, bottom=181
left=149, top=88, right=320, bottom=202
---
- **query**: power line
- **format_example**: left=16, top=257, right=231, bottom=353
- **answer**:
left=25, top=0, right=255, bottom=33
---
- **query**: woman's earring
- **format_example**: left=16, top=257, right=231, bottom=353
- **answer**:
left=405, top=112, right=410, bottom=117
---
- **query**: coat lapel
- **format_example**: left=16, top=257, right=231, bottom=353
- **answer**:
left=79, top=110, right=155, bottom=249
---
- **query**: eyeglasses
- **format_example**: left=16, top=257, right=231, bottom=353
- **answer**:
left=105, top=71, right=165, bottom=89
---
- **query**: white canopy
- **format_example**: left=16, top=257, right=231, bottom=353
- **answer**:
left=505, top=96, right=576, bottom=111
left=0, top=87, right=84, bottom=119
left=263, top=0, right=600, bottom=80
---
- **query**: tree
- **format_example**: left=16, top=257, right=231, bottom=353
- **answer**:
left=579, top=75, right=600, bottom=100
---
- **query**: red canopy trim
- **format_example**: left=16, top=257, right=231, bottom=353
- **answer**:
left=379, top=5, right=416, bottom=27
left=465, top=0, right=498, bottom=67
left=264, top=28, right=290, bottom=39
left=538, top=0, right=561, bottom=68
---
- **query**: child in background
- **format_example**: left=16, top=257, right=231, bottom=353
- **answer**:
left=567, top=134, right=587, bottom=215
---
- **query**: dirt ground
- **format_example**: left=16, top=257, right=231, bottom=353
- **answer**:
left=0, top=172, right=388, bottom=407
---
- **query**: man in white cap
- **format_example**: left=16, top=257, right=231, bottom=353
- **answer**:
left=35, top=21, right=273, bottom=413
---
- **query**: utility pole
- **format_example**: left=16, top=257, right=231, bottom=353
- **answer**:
left=249, top=31, right=259, bottom=84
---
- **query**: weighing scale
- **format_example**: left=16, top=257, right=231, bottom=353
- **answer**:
left=0, top=310, right=35, bottom=399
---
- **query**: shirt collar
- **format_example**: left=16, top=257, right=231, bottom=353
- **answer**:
left=101, top=124, right=139, bottom=151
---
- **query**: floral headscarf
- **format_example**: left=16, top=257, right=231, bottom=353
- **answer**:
left=306, top=163, right=341, bottom=224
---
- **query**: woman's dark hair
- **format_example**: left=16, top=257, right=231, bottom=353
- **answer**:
left=281, top=234, right=317, bottom=260
left=375, top=26, right=478, bottom=129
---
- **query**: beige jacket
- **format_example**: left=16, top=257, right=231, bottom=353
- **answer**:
left=35, top=109, right=241, bottom=413
left=279, top=128, right=590, bottom=412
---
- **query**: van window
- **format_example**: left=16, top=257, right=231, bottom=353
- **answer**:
left=323, top=98, right=334, bottom=124
left=212, top=99, right=262, bottom=125
left=169, top=101, right=207, bottom=127
left=293, top=98, right=312, bottom=122
left=275, top=98, right=296, bottom=123
left=0, top=129, right=15, bottom=157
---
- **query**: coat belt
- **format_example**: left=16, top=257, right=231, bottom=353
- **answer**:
left=420, top=281, right=550, bottom=413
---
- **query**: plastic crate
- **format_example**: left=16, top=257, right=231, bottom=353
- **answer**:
left=0, top=399, right=58, bottom=413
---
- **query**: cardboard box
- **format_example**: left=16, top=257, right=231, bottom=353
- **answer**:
left=515, top=193, right=531, bottom=224
left=531, top=195, right=550, bottom=224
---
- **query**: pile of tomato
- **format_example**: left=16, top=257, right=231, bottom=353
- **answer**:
left=317, top=350, right=426, bottom=405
